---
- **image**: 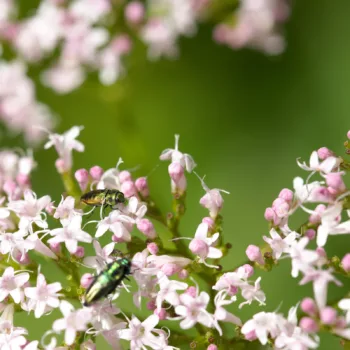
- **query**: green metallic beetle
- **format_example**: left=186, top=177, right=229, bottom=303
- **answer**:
left=80, top=189, right=126, bottom=210
left=83, top=257, right=131, bottom=306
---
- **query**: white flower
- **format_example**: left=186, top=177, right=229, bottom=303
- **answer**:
left=125, top=196, right=147, bottom=222
left=8, top=190, right=51, bottom=232
left=239, top=277, right=266, bottom=308
left=275, top=325, right=319, bottom=349
left=189, top=223, right=223, bottom=267
left=53, top=301, right=92, bottom=346
left=339, top=298, right=350, bottom=324
left=118, top=314, right=168, bottom=350
left=0, top=267, right=29, bottom=304
left=213, top=290, right=241, bottom=335
left=297, top=151, right=339, bottom=174
left=95, top=210, right=133, bottom=241
left=84, top=241, right=115, bottom=272
left=241, top=312, right=280, bottom=345
left=24, top=273, right=62, bottom=318
left=0, top=320, right=28, bottom=349
left=159, top=134, right=196, bottom=172
left=263, top=229, right=297, bottom=259
left=315, top=202, right=350, bottom=247
left=48, top=215, right=92, bottom=254
left=213, top=266, right=251, bottom=293
left=175, top=290, right=214, bottom=329
left=0, top=230, right=27, bottom=258
left=155, top=272, right=188, bottom=310
left=54, top=196, right=79, bottom=223
left=44, top=126, right=84, bottom=171
left=293, top=177, right=327, bottom=204
left=299, top=268, right=342, bottom=309
left=144, top=255, right=191, bottom=275
left=286, top=237, right=318, bottom=278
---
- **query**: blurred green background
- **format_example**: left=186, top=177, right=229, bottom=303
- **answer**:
left=3, top=0, right=350, bottom=348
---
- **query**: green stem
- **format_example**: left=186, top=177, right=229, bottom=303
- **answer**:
left=61, top=171, right=81, bottom=200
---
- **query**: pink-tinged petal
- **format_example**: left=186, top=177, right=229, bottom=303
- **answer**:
left=0, top=289, right=9, bottom=301
left=14, top=273, right=30, bottom=287
left=174, top=305, right=187, bottom=317
left=334, top=328, right=350, bottom=340
left=24, top=287, right=37, bottom=299
left=65, top=327, right=77, bottom=345
left=339, top=299, right=350, bottom=309
left=53, top=318, right=66, bottom=331
left=198, top=292, right=210, bottom=306
left=50, top=228, right=64, bottom=237
left=35, top=301, right=47, bottom=318
left=76, top=231, right=92, bottom=243
left=255, top=327, right=268, bottom=345
left=179, top=293, right=194, bottom=307
left=38, top=195, right=51, bottom=210
left=47, top=282, right=62, bottom=294
left=313, top=279, right=327, bottom=309
left=24, top=341, right=39, bottom=350
left=159, top=149, right=173, bottom=160
left=24, top=190, right=35, bottom=203
left=118, top=329, right=133, bottom=341
left=96, top=224, right=108, bottom=237
left=320, top=157, right=337, bottom=174
left=224, top=310, right=242, bottom=326
left=60, top=300, right=74, bottom=317
left=47, top=296, right=60, bottom=308
left=103, top=242, right=115, bottom=257
left=241, top=319, right=255, bottom=334
left=128, top=197, right=138, bottom=213
left=317, top=226, right=329, bottom=247
left=208, top=247, right=223, bottom=259
left=142, top=314, right=159, bottom=332
left=4, top=267, right=15, bottom=278
left=197, top=312, right=213, bottom=327
left=309, top=151, right=319, bottom=169
left=92, top=240, right=103, bottom=254
left=10, top=288, right=21, bottom=303
left=66, top=239, right=78, bottom=253
left=194, top=223, right=209, bottom=240
left=33, top=237, right=57, bottom=260
left=184, top=154, right=196, bottom=172
left=208, top=232, right=220, bottom=245
left=68, top=215, right=83, bottom=231
left=136, top=205, right=147, bottom=218
left=180, top=318, right=196, bottom=329
left=0, top=209, right=9, bottom=219
left=36, top=274, right=46, bottom=287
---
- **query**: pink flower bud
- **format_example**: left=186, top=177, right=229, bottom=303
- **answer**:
left=207, top=345, right=218, bottom=350
left=341, top=253, right=350, bottom=272
left=278, top=188, right=293, bottom=202
left=301, top=298, right=317, bottom=316
left=55, top=158, right=67, bottom=173
left=120, top=180, right=137, bottom=198
left=202, top=217, right=215, bottom=229
left=125, top=1, right=145, bottom=24
left=245, top=245, right=264, bottom=265
left=16, top=174, right=30, bottom=187
left=112, top=35, right=132, bottom=55
left=74, top=246, right=85, bottom=258
left=244, top=330, right=257, bottom=341
left=178, top=269, right=189, bottom=280
left=335, top=317, right=347, bottom=329
left=326, top=173, right=345, bottom=192
left=135, top=177, right=150, bottom=197
left=299, top=317, right=319, bottom=333
left=49, top=242, right=61, bottom=254
left=3, top=180, right=17, bottom=197
left=316, top=247, right=327, bottom=258
left=168, top=162, right=184, bottom=183
left=317, top=147, right=334, bottom=160
left=89, top=166, right=104, bottom=181
left=264, top=207, right=276, bottom=222
left=119, top=170, right=132, bottom=183
left=309, top=204, right=326, bottom=224
left=154, top=308, right=167, bottom=320
left=272, top=198, right=289, bottom=218
left=81, top=273, right=93, bottom=288
left=242, top=264, right=254, bottom=278
left=147, top=242, right=159, bottom=255
left=305, top=229, right=316, bottom=240
left=146, top=300, right=156, bottom=310
left=189, top=238, right=208, bottom=257
left=320, top=307, right=337, bottom=325
left=185, top=286, right=197, bottom=298
left=75, top=168, right=89, bottom=191
left=112, top=235, right=124, bottom=243
left=200, top=190, right=224, bottom=219
left=137, top=219, right=156, bottom=239
left=161, top=263, right=178, bottom=276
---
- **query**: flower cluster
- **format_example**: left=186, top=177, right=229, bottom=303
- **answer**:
left=0, top=0, right=291, bottom=142
left=1, top=126, right=350, bottom=349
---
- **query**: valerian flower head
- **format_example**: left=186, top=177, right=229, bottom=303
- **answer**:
left=24, top=273, right=62, bottom=318
left=44, top=126, right=84, bottom=172
left=118, top=314, right=168, bottom=350
left=297, top=151, right=340, bottom=174
left=0, top=267, right=29, bottom=304
left=48, top=215, right=92, bottom=254
left=52, top=301, right=92, bottom=346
